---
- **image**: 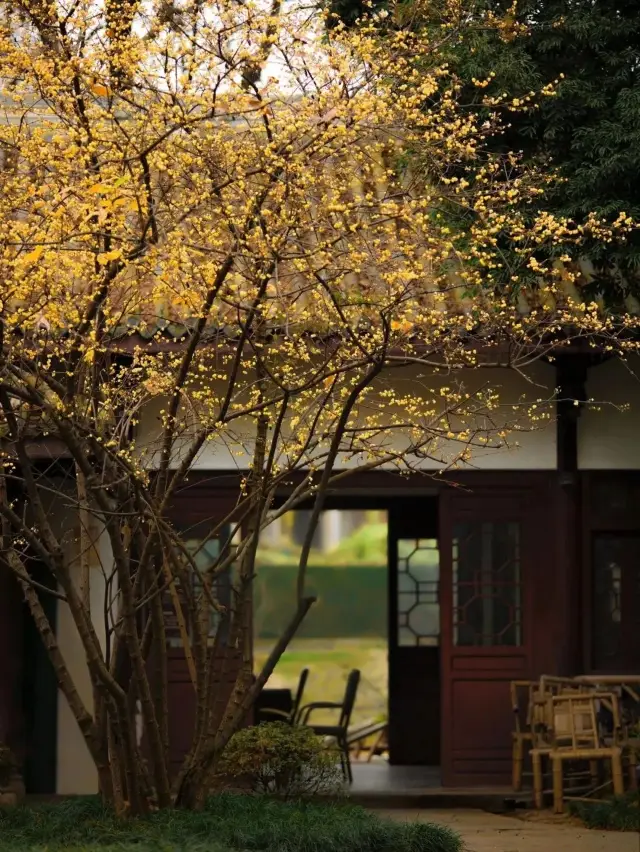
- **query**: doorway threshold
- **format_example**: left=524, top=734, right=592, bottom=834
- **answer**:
left=346, top=763, right=532, bottom=810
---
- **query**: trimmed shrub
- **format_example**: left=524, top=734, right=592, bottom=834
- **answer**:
left=218, top=722, right=344, bottom=798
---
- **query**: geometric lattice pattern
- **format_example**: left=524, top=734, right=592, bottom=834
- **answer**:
left=397, top=538, right=440, bottom=647
left=452, top=521, right=522, bottom=647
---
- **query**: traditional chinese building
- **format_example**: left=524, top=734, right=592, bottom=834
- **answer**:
left=2, top=348, right=639, bottom=794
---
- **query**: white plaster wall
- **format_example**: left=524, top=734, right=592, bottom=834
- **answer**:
left=45, top=494, right=111, bottom=794
left=136, top=361, right=557, bottom=471
left=57, top=531, right=110, bottom=794
left=579, top=355, right=640, bottom=469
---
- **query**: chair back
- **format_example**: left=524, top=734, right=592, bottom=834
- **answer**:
left=292, top=668, right=309, bottom=722
left=340, top=669, right=360, bottom=730
left=550, top=692, right=618, bottom=751
left=539, top=675, right=594, bottom=697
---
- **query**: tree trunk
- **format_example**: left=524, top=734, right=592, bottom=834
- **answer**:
left=76, top=465, right=93, bottom=611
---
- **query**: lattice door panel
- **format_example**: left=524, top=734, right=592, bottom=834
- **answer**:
left=452, top=522, right=523, bottom=648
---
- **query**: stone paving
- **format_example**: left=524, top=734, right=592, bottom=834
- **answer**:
left=378, top=808, right=640, bottom=852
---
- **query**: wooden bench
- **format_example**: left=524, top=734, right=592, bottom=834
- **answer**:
left=347, top=720, right=388, bottom=762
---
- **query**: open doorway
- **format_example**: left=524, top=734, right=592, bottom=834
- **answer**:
left=254, top=508, right=388, bottom=732
left=21, top=560, right=58, bottom=794
left=253, top=492, right=442, bottom=778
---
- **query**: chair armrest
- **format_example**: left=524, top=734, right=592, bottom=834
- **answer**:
left=299, top=702, right=342, bottom=725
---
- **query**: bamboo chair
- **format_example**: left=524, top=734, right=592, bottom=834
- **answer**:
left=534, top=676, right=605, bottom=796
left=530, top=679, right=601, bottom=807
left=607, top=692, right=640, bottom=792
left=531, top=692, right=624, bottom=814
left=529, top=676, right=594, bottom=796
left=578, top=679, right=640, bottom=791
left=510, top=680, right=535, bottom=792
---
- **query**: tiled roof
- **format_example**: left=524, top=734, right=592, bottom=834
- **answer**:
left=107, top=256, right=640, bottom=348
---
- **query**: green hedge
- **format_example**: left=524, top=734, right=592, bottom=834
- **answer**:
left=568, top=793, right=640, bottom=832
left=0, top=795, right=462, bottom=852
left=254, top=564, right=386, bottom=639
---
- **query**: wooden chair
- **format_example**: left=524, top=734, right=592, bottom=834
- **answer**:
left=511, top=680, right=535, bottom=792
left=531, top=692, right=624, bottom=813
left=258, top=668, right=309, bottom=725
left=299, top=669, right=360, bottom=783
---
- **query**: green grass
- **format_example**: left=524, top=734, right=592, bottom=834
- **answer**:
left=254, top=638, right=388, bottom=726
left=568, top=793, right=640, bottom=832
left=271, top=650, right=357, bottom=664
left=0, top=795, right=461, bottom=852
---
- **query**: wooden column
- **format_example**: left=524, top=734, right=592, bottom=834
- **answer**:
left=554, top=355, right=588, bottom=674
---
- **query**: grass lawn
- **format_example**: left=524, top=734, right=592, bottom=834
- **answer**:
left=0, top=795, right=461, bottom=852
left=253, top=638, right=387, bottom=726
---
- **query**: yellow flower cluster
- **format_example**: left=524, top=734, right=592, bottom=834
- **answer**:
left=0, top=0, right=637, bottom=482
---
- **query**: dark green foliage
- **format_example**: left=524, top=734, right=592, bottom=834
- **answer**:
left=255, top=564, right=386, bottom=639
left=328, top=0, right=640, bottom=301
left=0, top=794, right=462, bottom=852
left=436, top=0, right=640, bottom=297
left=568, top=792, right=640, bottom=831
left=326, top=0, right=371, bottom=26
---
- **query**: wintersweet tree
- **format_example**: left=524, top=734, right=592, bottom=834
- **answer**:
left=0, top=0, right=636, bottom=813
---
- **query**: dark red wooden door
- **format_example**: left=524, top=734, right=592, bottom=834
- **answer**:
left=439, top=490, right=534, bottom=787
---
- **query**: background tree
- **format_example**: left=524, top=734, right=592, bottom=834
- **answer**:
left=329, top=0, right=640, bottom=302
left=0, top=0, right=636, bottom=815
